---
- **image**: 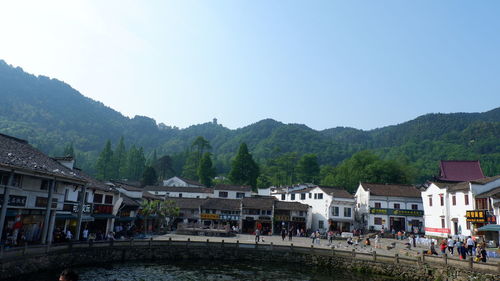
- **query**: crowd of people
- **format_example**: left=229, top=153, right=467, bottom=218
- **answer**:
left=428, top=236, right=489, bottom=262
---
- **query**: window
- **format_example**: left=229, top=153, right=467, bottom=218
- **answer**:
left=299, top=211, right=304, bottom=216
left=219, top=191, right=228, bottom=198
left=315, top=193, right=323, bottom=200
left=309, top=193, right=312, bottom=199
left=374, top=217, right=382, bottom=225
left=439, top=194, right=444, bottom=206
left=40, top=180, right=50, bottom=190
left=343, top=207, right=351, bottom=217
left=464, top=194, right=469, bottom=205
left=179, top=193, right=183, bottom=198
left=93, top=193, right=103, bottom=204
left=441, top=218, right=445, bottom=228
left=466, top=221, right=471, bottom=230
left=394, top=203, right=400, bottom=209
left=300, top=193, right=306, bottom=200
left=411, top=204, right=418, bottom=210
left=236, top=192, right=245, bottom=198
left=104, top=195, right=113, bottom=204
left=476, top=198, right=488, bottom=210
left=332, top=206, right=339, bottom=216
left=318, top=220, right=324, bottom=229
left=281, top=194, right=285, bottom=200
left=291, top=194, right=295, bottom=200
left=374, top=202, right=381, bottom=208
left=428, top=196, right=433, bottom=206
left=452, top=195, right=456, bottom=206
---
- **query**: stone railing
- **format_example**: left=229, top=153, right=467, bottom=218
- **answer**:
left=0, top=238, right=499, bottom=281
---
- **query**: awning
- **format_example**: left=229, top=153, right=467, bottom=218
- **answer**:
left=81, top=215, right=95, bottom=222
left=477, top=224, right=500, bottom=231
left=56, top=213, right=77, bottom=220
left=115, top=216, right=136, bottom=222
left=92, top=214, right=116, bottom=219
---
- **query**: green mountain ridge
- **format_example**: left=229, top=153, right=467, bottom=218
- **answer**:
left=0, top=59, right=499, bottom=181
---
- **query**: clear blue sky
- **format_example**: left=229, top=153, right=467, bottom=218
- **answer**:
left=1, top=1, right=499, bottom=130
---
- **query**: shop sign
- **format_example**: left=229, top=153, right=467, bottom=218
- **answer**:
left=245, top=216, right=254, bottom=221
left=425, top=227, right=450, bottom=234
left=73, top=204, right=92, bottom=214
left=487, top=215, right=496, bottom=224
left=93, top=204, right=113, bottom=214
left=466, top=210, right=487, bottom=223
left=0, top=195, right=27, bottom=207
left=369, top=208, right=423, bottom=217
left=35, top=197, right=58, bottom=208
left=274, top=215, right=290, bottom=221
left=200, top=213, right=220, bottom=220
left=220, top=215, right=239, bottom=221
left=258, top=216, right=271, bottom=221
left=292, top=217, right=305, bottom=222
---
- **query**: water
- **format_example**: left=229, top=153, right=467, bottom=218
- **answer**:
left=18, top=260, right=396, bottom=281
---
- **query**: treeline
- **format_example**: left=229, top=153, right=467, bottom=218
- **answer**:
left=90, top=136, right=416, bottom=193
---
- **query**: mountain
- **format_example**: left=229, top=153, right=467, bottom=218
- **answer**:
left=0, top=59, right=499, bottom=181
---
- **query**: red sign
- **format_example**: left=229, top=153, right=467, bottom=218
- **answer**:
left=93, top=204, right=113, bottom=214
left=425, top=227, right=450, bottom=234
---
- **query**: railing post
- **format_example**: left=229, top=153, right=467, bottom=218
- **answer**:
left=45, top=243, right=50, bottom=254
left=149, top=237, right=152, bottom=249
left=69, top=240, right=73, bottom=250
left=310, top=244, right=314, bottom=254
left=421, top=251, right=425, bottom=263
left=89, top=239, right=93, bottom=247
left=187, top=238, right=190, bottom=248
left=221, top=239, right=224, bottom=248
left=352, top=249, right=356, bottom=257
left=394, top=253, right=399, bottom=264
left=23, top=242, right=28, bottom=255
left=469, top=257, right=473, bottom=269
left=290, top=243, right=293, bottom=253
left=0, top=244, right=4, bottom=259
left=109, top=239, right=113, bottom=247
left=236, top=240, right=239, bottom=248
left=372, top=251, right=377, bottom=261
left=270, top=242, right=273, bottom=251
left=255, top=241, right=258, bottom=249
left=168, top=237, right=172, bottom=247
left=130, top=238, right=134, bottom=247
left=331, top=246, right=335, bottom=256
left=443, top=253, right=447, bottom=265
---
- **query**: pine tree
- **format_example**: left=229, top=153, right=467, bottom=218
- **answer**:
left=95, top=140, right=114, bottom=180
left=113, top=136, right=127, bottom=179
left=296, top=154, right=320, bottom=183
left=229, top=143, right=260, bottom=190
left=63, top=142, right=75, bottom=157
left=142, top=166, right=158, bottom=186
left=198, top=152, right=216, bottom=187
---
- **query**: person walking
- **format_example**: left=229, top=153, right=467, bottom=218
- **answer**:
left=447, top=237, right=455, bottom=255
left=466, top=236, right=475, bottom=256
left=255, top=228, right=260, bottom=243
left=288, top=227, right=293, bottom=241
left=82, top=228, right=88, bottom=241
left=281, top=228, right=287, bottom=241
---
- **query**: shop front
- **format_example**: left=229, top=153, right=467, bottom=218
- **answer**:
left=370, top=208, right=424, bottom=232
left=90, top=203, right=115, bottom=236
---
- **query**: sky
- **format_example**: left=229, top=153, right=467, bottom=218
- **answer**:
left=0, top=1, right=499, bottom=130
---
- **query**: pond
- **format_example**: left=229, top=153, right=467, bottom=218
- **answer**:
left=19, top=260, right=395, bottom=281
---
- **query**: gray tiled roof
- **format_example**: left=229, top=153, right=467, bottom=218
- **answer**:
left=274, top=201, right=309, bottom=211
left=242, top=197, right=275, bottom=209
left=0, top=133, right=84, bottom=182
left=144, top=185, right=213, bottom=193
left=361, top=183, right=421, bottom=198
left=214, top=184, right=252, bottom=192
left=200, top=198, right=241, bottom=211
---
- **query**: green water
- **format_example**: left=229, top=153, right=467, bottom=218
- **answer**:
left=18, top=260, right=396, bottom=281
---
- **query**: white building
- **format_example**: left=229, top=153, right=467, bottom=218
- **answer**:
left=162, top=176, right=204, bottom=188
left=273, top=185, right=355, bottom=232
left=421, top=176, right=500, bottom=238
left=355, top=183, right=424, bottom=233
left=214, top=184, right=252, bottom=199
left=144, top=186, right=213, bottom=199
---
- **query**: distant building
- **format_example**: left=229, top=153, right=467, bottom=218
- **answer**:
left=214, top=184, right=252, bottom=199
left=355, top=183, right=424, bottom=233
left=144, top=186, right=213, bottom=199
left=162, top=176, right=204, bottom=188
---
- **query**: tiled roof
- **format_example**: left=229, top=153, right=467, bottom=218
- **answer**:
left=438, top=160, right=484, bottom=182
left=470, top=175, right=500, bottom=185
left=361, top=183, right=421, bottom=198
left=274, top=201, right=309, bottom=211
left=120, top=194, right=141, bottom=207
left=144, top=185, right=213, bottom=193
left=214, top=184, right=252, bottom=192
left=242, top=197, right=275, bottom=209
left=115, top=183, right=144, bottom=192
left=476, top=186, right=500, bottom=198
left=142, top=192, right=163, bottom=200
left=317, top=186, right=354, bottom=198
left=176, top=176, right=204, bottom=187
left=200, top=198, right=241, bottom=211
left=0, top=133, right=84, bottom=182
left=289, top=187, right=315, bottom=194
left=167, top=198, right=203, bottom=209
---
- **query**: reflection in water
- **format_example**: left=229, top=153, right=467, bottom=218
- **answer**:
left=20, top=260, right=396, bottom=281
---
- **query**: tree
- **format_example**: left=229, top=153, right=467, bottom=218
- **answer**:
left=124, top=145, right=146, bottom=181
left=229, top=143, right=260, bottom=190
left=197, top=152, right=216, bottom=187
left=192, top=136, right=212, bottom=164
left=95, top=140, right=114, bottom=180
left=296, top=154, right=320, bottom=183
left=112, top=136, right=127, bottom=179
left=154, top=155, right=175, bottom=182
left=142, top=166, right=158, bottom=186
left=63, top=142, right=75, bottom=157
left=140, top=200, right=180, bottom=233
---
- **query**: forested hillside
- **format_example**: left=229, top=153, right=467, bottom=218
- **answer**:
left=0, top=59, right=499, bottom=185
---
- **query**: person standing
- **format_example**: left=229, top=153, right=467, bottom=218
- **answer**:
left=447, top=237, right=455, bottom=255
left=65, top=229, right=73, bottom=241
left=255, top=228, right=260, bottom=243
left=82, top=228, right=89, bottom=241
left=288, top=227, right=293, bottom=241
left=281, top=228, right=287, bottom=241
left=466, top=236, right=475, bottom=256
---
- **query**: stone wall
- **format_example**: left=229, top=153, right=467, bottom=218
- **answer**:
left=0, top=241, right=498, bottom=281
